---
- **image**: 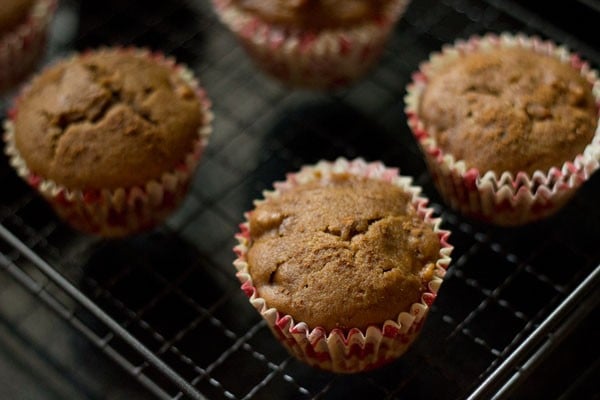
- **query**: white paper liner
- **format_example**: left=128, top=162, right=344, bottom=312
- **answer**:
left=0, top=0, right=56, bottom=92
left=3, top=48, right=214, bottom=237
left=405, top=33, right=600, bottom=226
left=233, top=158, right=452, bottom=373
left=212, top=0, right=410, bottom=89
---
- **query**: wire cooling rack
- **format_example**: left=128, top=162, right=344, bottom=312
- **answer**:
left=1, top=0, right=599, bottom=399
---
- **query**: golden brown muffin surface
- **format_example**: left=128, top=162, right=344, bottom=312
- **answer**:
left=14, top=50, right=204, bottom=190
left=419, top=47, right=597, bottom=175
left=234, top=0, right=389, bottom=30
left=0, top=0, right=34, bottom=34
left=247, top=174, right=440, bottom=331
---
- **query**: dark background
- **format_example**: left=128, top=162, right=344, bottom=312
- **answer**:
left=0, top=0, right=598, bottom=399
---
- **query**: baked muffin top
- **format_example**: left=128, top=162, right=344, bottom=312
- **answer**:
left=247, top=173, right=440, bottom=331
left=0, top=0, right=34, bottom=34
left=14, top=49, right=204, bottom=190
left=234, top=0, right=390, bottom=30
left=419, top=47, right=597, bottom=175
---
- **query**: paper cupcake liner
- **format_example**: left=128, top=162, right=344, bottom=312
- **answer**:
left=0, top=0, right=57, bottom=92
left=3, top=48, right=214, bottom=237
left=212, top=0, right=410, bottom=89
left=405, top=33, right=600, bottom=226
left=233, top=158, right=452, bottom=373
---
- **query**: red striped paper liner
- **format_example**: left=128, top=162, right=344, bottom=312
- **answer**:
left=3, top=48, right=213, bottom=237
left=0, top=0, right=57, bottom=92
left=405, top=33, right=600, bottom=226
left=212, top=0, right=410, bottom=89
left=233, top=158, right=452, bottom=373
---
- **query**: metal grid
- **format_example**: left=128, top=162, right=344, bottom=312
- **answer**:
left=1, top=0, right=599, bottom=399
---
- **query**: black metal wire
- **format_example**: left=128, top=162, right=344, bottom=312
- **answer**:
left=0, top=0, right=598, bottom=399
left=468, top=265, right=600, bottom=399
left=0, top=224, right=205, bottom=400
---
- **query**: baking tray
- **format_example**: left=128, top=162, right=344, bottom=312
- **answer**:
left=0, top=0, right=599, bottom=399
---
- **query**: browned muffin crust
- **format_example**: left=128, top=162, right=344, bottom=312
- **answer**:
left=247, top=174, right=440, bottom=331
left=14, top=50, right=204, bottom=190
left=419, top=47, right=597, bottom=175
left=234, top=0, right=389, bottom=30
left=0, top=0, right=34, bottom=34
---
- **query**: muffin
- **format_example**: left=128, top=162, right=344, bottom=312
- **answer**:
left=0, top=0, right=56, bottom=92
left=234, top=158, right=452, bottom=373
left=405, top=33, right=600, bottom=226
left=3, top=48, right=213, bottom=237
left=212, top=0, right=411, bottom=89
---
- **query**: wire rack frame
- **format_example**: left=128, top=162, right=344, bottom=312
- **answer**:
left=0, top=0, right=599, bottom=399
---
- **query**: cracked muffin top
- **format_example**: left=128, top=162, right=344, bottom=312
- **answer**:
left=13, top=49, right=204, bottom=190
left=247, top=173, right=441, bottom=331
left=0, top=0, right=34, bottom=34
left=419, top=47, right=597, bottom=175
left=234, top=0, right=390, bottom=30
